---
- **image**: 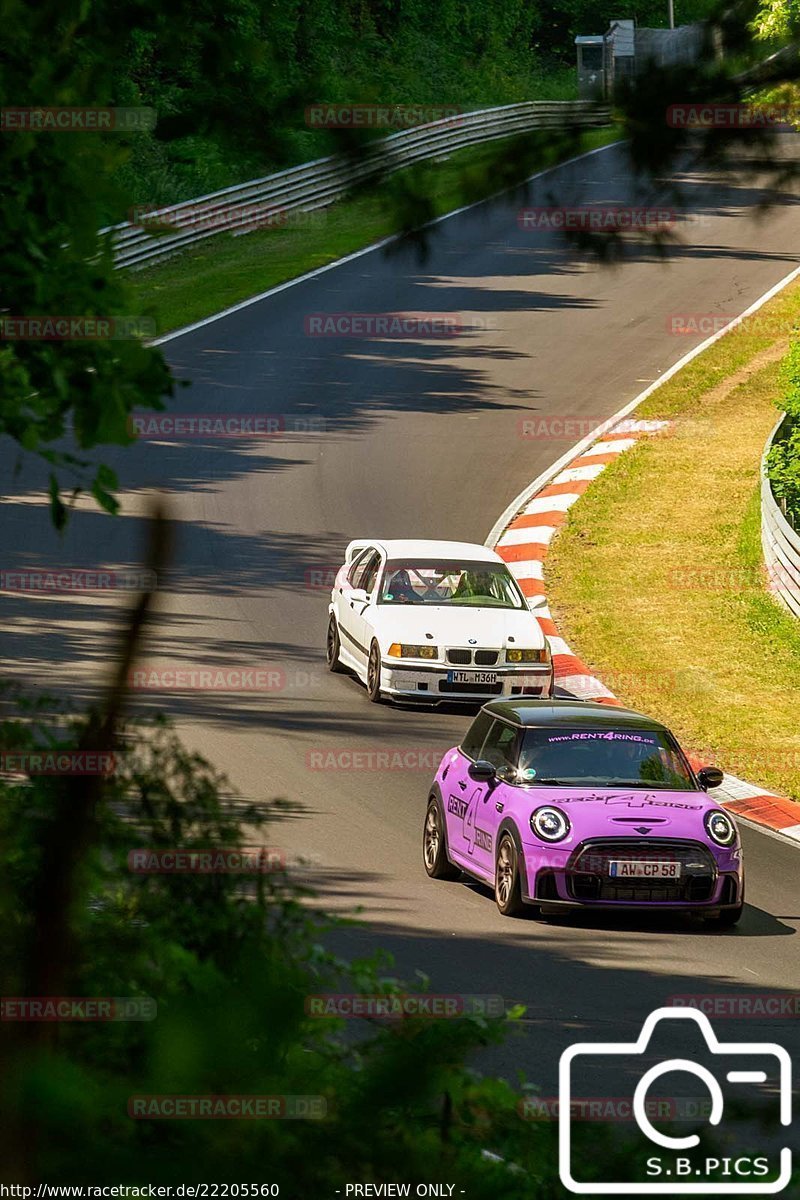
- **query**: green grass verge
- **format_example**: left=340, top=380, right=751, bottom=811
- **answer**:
left=128, top=127, right=620, bottom=335
left=547, top=282, right=800, bottom=801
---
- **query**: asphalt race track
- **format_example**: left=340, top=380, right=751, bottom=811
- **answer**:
left=3, top=139, right=800, bottom=1099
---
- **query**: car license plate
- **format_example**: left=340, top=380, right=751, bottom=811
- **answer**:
left=447, top=670, right=498, bottom=685
left=609, top=861, right=682, bottom=879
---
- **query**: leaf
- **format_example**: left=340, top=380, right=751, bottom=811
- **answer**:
left=48, top=473, right=67, bottom=533
left=91, top=470, right=121, bottom=516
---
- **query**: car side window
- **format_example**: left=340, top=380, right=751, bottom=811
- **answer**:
left=347, top=548, right=374, bottom=589
left=460, top=711, right=494, bottom=760
left=479, top=720, right=520, bottom=770
left=361, top=553, right=382, bottom=598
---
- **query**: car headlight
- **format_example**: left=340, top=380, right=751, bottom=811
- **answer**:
left=704, top=810, right=737, bottom=847
left=505, top=647, right=551, bottom=664
left=387, top=643, right=438, bottom=659
left=530, top=806, right=571, bottom=842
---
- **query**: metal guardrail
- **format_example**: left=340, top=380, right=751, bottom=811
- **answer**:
left=762, top=414, right=800, bottom=618
left=103, top=101, right=611, bottom=270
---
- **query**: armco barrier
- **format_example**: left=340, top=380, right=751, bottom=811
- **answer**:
left=762, top=414, right=800, bottom=618
left=103, top=101, right=610, bottom=270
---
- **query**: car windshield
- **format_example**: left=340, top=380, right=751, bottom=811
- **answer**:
left=379, top=559, right=525, bottom=608
left=514, top=726, right=697, bottom=790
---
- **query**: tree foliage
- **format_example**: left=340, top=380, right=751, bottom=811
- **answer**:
left=3, top=0, right=788, bottom=529
left=767, top=339, right=800, bottom=524
left=752, top=0, right=800, bottom=39
left=0, top=574, right=560, bottom=1187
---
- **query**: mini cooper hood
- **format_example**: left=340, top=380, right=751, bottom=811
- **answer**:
left=517, top=786, right=726, bottom=842
left=372, top=604, right=545, bottom=648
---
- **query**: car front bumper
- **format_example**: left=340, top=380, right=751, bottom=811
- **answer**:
left=380, top=660, right=553, bottom=704
left=521, top=838, right=744, bottom=911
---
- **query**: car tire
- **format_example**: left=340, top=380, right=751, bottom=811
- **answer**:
left=495, top=834, right=526, bottom=917
left=423, top=797, right=460, bottom=881
left=366, top=640, right=383, bottom=703
left=326, top=615, right=345, bottom=673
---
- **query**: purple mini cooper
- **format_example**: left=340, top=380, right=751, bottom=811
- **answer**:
left=423, top=699, right=744, bottom=926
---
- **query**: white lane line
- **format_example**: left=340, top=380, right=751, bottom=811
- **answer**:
left=152, top=141, right=625, bottom=347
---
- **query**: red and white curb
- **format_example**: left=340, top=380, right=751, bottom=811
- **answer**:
left=489, top=418, right=800, bottom=843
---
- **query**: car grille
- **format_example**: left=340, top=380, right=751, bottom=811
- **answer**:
left=567, top=839, right=717, bottom=904
left=445, top=648, right=500, bottom=666
left=438, top=681, right=504, bottom=695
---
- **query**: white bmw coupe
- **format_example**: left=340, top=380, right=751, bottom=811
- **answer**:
left=326, top=539, right=554, bottom=705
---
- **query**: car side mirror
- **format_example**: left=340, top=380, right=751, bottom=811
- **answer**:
left=350, top=587, right=369, bottom=604
left=697, top=765, right=724, bottom=790
left=468, top=760, right=497, bottom=783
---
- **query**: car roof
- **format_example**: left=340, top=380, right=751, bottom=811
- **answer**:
left=364, top=539, right=502, bottom=563
left=481, top=698, right=670, bottom=731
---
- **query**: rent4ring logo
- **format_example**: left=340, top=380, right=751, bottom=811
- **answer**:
left=558, top=1007, right=792, bottom=1193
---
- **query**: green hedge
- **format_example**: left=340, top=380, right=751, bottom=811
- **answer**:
left=767, top=339, right=800, bottom=526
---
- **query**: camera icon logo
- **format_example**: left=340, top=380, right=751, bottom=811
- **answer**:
left=559, top=1007, right=792, bottom=1194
